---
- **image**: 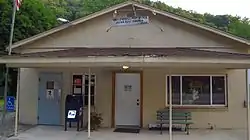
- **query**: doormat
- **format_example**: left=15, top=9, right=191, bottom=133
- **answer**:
left=113, top=128, right=140, bottom=133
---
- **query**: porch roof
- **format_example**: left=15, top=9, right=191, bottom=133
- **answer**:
left=5, top=47, right=250, bottom=59
left=2, top=48, right=250, bottom=68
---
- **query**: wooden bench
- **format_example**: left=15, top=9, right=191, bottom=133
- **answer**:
left=156, top=108, right=193, bottom=135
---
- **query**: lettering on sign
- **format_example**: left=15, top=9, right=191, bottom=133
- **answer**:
left=46, top=89, right=54, bottom=99
left=124, top=85, right=132, bottom=92
left=112, top=16, right=149, bottom=26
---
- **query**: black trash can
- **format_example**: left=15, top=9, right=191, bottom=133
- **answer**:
left=64, top=94, right=84, bottom=131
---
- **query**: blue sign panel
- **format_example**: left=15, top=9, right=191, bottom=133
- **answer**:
left=6, top=96, right=15, bottom=112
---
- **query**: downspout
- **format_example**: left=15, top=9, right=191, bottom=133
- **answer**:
left=246, top=69, right=250, bottom=140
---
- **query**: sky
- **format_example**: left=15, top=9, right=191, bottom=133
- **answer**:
left=151, top=0, right=249, bottom=18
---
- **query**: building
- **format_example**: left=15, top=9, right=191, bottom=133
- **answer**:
left=1, top=1, right=250, bottom=132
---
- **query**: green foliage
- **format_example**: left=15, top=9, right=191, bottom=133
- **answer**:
left=0, top=0, right=12, bottom=51
left=0, top=0, right=57, bottom=97
left=45, top=0, right=128, bottom=20
left=0, top=99, right=3, bottom=107
left=0, top=0, right=58, bottom=49
left=228, top=16, right=250, bottom=40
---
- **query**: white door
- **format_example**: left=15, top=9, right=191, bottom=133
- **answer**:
left=115, top=73, right=141, bottom=127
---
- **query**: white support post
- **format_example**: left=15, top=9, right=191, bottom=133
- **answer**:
left=88, top=68, right=91, bottom=139
left=169, top=75, right=173, bottom=140
left=14, top=68, right=20, bottom=136
left=247, top=69, right=250, bottom=140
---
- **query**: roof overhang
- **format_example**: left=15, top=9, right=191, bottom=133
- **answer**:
left=2, top=56, right=250, bottom=69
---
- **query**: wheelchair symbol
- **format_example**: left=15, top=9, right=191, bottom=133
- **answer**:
left=7, top=100, right=13, bottom=106
left=6, top=96, right=15, bottom=111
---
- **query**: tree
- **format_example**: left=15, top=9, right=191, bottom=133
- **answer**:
left=228, top=17, right=250, bottom=40
left=0, top=0, right=59, bottom=50
left=0, top=0, right=59, bottom=96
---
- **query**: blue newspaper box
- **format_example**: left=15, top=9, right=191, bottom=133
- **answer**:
left=64, top=94, right=84, bottom=131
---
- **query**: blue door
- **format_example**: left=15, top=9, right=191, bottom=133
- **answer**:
left=38, top=72, right=62, bottom=125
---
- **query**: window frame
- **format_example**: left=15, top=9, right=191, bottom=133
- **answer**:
left=166, top=74, right=228, bottom=107
left=71, top=73, right=96, bottom=106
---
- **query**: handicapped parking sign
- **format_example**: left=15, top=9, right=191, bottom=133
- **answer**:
left=6, top=96, right=15, bottom=112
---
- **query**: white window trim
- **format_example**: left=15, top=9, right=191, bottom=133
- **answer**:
left=224, top=75, right=228, bottom=106
left=166, top=74, right=228, bottom=107
left=71, top=73, right=96, bottom=106
left=180, top=76, right=183, bottom=105
left=210, top=76, right=213, bottom=105
left=165, top=75, right=168, bottom=107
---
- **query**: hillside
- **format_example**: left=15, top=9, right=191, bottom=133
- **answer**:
left=43, top=0, right=250, bottom=40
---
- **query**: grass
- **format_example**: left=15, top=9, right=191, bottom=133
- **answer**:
left=0, top=99, right=4, bottom=107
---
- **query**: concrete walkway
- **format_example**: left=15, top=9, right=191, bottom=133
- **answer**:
left=7, top=126, right=247, bottom=140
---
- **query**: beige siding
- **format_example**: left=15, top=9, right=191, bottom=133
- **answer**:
left=19, top=68, right=113, bottom=127
left=15, top=9, right=247, bottom=54
left=60, top=70, right=72, bottom=124
left=19, top=68, right=38, bottom=124
left=19, top=68, right=247, bottom=129
left=143, top=68, right=247, bottom=129
left=95, top=70, right=113, bottom=127
left=143, top=68, right=166, bottom=127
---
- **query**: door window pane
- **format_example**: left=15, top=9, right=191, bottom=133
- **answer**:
left=46, top=81, right=54, bottom=89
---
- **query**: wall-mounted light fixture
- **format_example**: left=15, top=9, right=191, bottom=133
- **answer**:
left=122, top=65, right=129, bottom=69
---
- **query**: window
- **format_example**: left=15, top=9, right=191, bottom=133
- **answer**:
left=167, top=75, right=227, bottom=106
left=72, top=74, right=96, bottom=106
left=83, top=75, right=96, bottom=106
left=46, top=81, right=54, bottom=90
left=212, top=76, right=226, bottom=104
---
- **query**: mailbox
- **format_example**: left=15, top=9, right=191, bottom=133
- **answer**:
left=64, top=94, right=84, bottom=131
